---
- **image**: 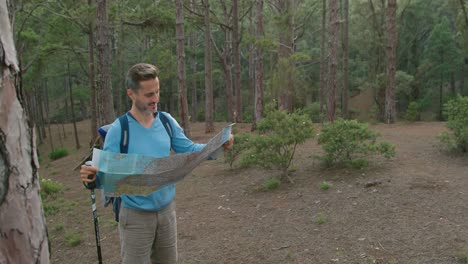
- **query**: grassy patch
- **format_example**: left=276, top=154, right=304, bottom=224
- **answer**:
left=43, top=204, right=59, bottom=217
left=314, top=213, right=327, bottom=225
left=48, top=148, right=68, bottom=160
left=53, top=223, right=64, bottom=232
left=65, top=232, right=82, bottom=247
left=458, top=247, right=468, bottom=263
left=40, top=178, right=63, bottom=200
left=264, top=178, right=280, bottom=190
left=320, top=181, right=330, bottom=190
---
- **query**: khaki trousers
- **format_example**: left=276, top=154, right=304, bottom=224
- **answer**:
left=118, top=201, right=177, bottom=264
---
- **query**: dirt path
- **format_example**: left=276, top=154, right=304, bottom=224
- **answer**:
left=39, top=121, right=468, bottom=264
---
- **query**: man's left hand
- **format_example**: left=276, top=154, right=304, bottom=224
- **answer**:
left=223, top=134, right=234, bottom=150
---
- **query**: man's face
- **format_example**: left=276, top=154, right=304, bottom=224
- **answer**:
left=128, top=77, right=160, bottom=115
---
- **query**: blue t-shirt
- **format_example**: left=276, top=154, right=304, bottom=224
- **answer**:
left=103, top=112, right=205, bottom=211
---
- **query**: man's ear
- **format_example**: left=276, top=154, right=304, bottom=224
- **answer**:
left=127, top=89, right=134, bottom=100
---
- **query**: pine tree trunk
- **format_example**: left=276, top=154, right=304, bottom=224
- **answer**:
left=341, top=0, right=349, bottom=119
left=96, top=0, right=115, bottom=125
left=277, top=0, right=294, bottom=113
left=253, top=0, right=264, bottom=131
left=319, top=0, right=326, bottom=121
left=176, top=0, right=191, bottom=137
left=0, top=0, right=50, bottom=261
left=233, top=0, right=242, bottom=122
left=327, top=0, right=339, bottom=122
left=385, top=0, right=397, bottom=124
left=189, top=0, right=198, bottom=120
left=203, top=0, right=214, bottom=133
left=88, top=0, right=98, bottom=144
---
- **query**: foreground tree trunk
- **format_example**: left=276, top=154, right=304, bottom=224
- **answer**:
left=175, top=0, right=191, bottom=137
left=385, top=0, right=397, bottom=123
left=327, top=0, right=339, bottom=122
left=0, top=0, right=50, bottom=261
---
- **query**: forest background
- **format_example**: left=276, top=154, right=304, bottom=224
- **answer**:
left=2, top=0, right=468, bottom=263
left=14, top=0, right=468, bottom=147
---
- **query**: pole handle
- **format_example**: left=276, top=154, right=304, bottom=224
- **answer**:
left=83, top=161, right=96, bottom=190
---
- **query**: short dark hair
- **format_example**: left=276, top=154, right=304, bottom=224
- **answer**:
left=125, top=63, right=159, bottom=91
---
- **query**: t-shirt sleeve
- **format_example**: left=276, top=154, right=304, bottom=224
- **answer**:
left=103, top=121, right=121, bottom=153
left=165, top=113, right=206, bottom=153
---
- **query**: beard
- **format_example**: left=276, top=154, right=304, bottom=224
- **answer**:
left=135, top=100, right=157, bottom=115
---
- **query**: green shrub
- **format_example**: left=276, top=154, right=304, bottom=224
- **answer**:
left=369, top=104, right=381, bottom=122
left=264, top=178, right=280, bottom=190
left=48, top=148, right=68, bottom=160
left=40, top=178, right=63, bottom=200
left=436, top=132, right=459, bottom=152
left=441, top=96, right=468, bottom=152
left=240, top=106, right=315, bottom=179
left=405, top=101, right=420, bottom=122
left=317, top=119, right=395, bottom=168
left=224, top=133, right=252, bottom=169
left=301, top=102, right=322, bottom=123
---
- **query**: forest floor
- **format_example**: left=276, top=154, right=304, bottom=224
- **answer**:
left=38, top=120, right=468, bottom=264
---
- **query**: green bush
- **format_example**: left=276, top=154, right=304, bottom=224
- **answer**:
left=317, top=119, right=395, bottom=168
left=224, top=133, right=252, bottom=169
left=441, top=96, right=468, bottom=152
left=301, top=102, right=322, bottom=123
left=48, top=148, right=68, bottom=160
left=405, top=101, right=420, bottom=122
left=240, top=106, right=315, bottom=179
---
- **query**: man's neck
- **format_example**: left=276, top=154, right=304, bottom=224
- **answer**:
left=129, top=108, right=155, bottom=128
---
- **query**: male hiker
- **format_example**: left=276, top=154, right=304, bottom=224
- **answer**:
left=80, top=63, right=234, bottom=264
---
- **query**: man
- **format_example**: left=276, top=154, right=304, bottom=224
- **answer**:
left=80, top=63, right=233, bottom=264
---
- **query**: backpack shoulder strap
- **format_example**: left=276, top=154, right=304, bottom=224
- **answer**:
left=118, top=114, right=129, bottom=154
left=158, top=111, right=173, bottom=143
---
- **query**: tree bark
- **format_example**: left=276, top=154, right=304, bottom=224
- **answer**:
left=341, top=0, right=349, bottom=119
left=385, top=0, right=397, bottom=124
left=319, top=0, right=326, bottom=121
left=203, top=0, right=214, bottom=133
left=233, top=0, right=242, bottom=122
left=277, top=0, right=294, bottom=113
left=189, top=0, right=198, bottom=120
left=211, top=1, right=234, bottom=122
left=176, top=0, right=191, bottom=137
left=0, top=0, right=50, bottom=261
left=96, top=0, right=115, bottom=125
left=327, top=0, right=339, bottom=122
left=253, top=0, right=264, bottom=131
left=88, top=0, right=98, bottom=144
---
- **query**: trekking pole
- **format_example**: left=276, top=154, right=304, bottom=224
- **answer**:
left=84, top=161, right=103, bottom=264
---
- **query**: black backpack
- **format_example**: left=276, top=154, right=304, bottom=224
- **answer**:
left=98, top=111, right=173, bottom=222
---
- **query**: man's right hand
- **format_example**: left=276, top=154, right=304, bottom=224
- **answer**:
left=80, top=164, right=98, bottom=183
